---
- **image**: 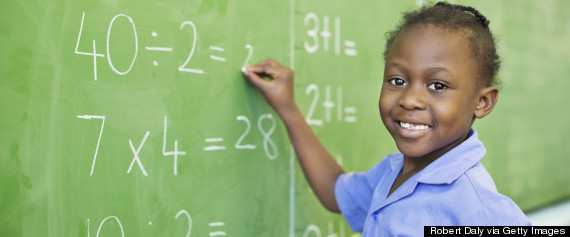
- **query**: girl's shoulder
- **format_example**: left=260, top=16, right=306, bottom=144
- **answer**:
left=457, top=163, right=530, bottom=225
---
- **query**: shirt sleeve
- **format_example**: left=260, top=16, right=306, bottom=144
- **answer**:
left=335, top=160, right=389, bottom=231
left=463, top=198, right=532, bottom=226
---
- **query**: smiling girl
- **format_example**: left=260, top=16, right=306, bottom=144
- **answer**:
left=242, top=2, right=530, bottom=235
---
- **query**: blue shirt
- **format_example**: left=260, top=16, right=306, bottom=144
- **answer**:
left=335, top=129, right=530, bottom=236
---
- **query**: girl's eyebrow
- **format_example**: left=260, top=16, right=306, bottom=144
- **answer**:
left=386, top=62, right=409, bottom=73
left=387, top=63, right=453, bottom=78
left=425, top=67, right=449, bottom=72
left=424, top=67, right=454, bottom=78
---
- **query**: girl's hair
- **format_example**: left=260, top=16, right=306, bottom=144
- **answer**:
left=383, top=2, right=501, bottom=87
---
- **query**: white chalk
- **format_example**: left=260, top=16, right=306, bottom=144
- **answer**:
left=241, top=66, right=247, bottom=73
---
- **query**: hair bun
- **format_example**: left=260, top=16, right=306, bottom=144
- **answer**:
left=436, top=1, right=490, bottom=27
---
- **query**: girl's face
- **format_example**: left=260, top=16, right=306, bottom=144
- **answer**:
left=380, top=24, right=484, bottom=159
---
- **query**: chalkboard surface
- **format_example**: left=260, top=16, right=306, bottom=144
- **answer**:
left=2, top=0, right=569, bottom=236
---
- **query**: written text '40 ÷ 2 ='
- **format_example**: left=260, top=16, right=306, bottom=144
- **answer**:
left=74, top=11, right=255, bottom=81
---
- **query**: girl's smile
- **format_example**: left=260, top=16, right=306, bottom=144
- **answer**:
left=396, top=120, right=432, bottom=138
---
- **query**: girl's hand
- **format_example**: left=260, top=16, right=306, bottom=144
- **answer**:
left=242, top=59, right=296, bottom=115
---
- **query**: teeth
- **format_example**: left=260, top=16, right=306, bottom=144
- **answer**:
left=399, top=121, right=429, bottom=130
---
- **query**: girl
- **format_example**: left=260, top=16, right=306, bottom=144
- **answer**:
left=242, top=2, right=530, bottom=235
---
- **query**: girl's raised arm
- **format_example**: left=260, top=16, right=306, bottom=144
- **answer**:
left=242, top=59, right=343, bottom=212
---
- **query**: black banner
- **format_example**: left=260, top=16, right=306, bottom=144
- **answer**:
left=425, top=226, right=568, bottom=236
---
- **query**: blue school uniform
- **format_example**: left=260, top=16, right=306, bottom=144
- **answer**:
left=335, top=129, right=530, bottom=236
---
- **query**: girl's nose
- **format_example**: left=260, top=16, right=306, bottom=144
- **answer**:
left=398, top=85, right=427, bottom=111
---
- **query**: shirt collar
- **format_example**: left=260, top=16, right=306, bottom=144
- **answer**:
left=414, top=129, right=486, bottom=184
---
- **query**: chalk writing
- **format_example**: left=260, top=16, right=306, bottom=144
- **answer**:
left=303, top=13, right=357, bottom=56
left=305, top=84, right=358, bottom=127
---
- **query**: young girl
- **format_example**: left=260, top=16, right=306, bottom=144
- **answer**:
left=242, top=2, right=530, bottom=235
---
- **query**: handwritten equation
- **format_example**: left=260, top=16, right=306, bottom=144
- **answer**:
left=87, top=210, right=196, bottom=237
left=74, top=12, right=255, bottom=80
left=88, top=212, right=361, bottom=237
left=76, top=115, right=278, bottom=177
left=305, top=84, right=358, bottom=126
left=303, top=13, right=358, bottom=56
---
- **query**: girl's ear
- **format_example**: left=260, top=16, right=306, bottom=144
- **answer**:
left=474, top=86, right=499, bottom=119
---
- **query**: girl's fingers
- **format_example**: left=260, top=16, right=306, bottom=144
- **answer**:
left=245, top=59, right=284, bottom=80
left=242, top=66, right=269, bottom=90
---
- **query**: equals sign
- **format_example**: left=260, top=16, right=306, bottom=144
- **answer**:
left=343, top=40, right=357, bottom=56
left=209, top=222, right=226, bottom=236
left=145, top=46, right=173, bottom=52
left=209, top=46, right=226, bottom=62
left=204, top=137, right=226, bottom=151
left=344, top=107, right=357, bottom=123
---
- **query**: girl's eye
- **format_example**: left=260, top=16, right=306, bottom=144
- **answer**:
left=428, top=82, right=447, bottom=90
left=389, top=78, right=407, bottom=86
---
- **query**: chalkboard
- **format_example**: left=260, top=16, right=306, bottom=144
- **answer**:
left=1, top=0, right=569, bottom=236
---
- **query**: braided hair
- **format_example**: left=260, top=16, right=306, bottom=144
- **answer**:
left=383, top=1, right=500, bottom=87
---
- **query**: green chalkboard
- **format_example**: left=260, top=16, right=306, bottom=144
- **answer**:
left=2, top=0, right=569, bottom=236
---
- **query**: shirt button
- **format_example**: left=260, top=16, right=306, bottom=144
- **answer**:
left=372, top=211, right=379, bottom=221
